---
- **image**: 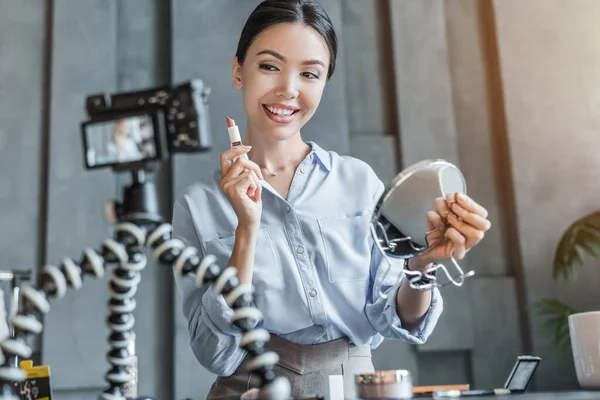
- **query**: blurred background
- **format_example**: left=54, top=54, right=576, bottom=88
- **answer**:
left=1, top=0, right=600, bottom=399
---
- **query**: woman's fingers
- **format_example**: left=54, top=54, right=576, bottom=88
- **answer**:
left=244, top=170, right=260, bottom=199
left=234, top=157, right=265, bottom=181
left=222, top=170, right=262, bottom=204
left=220, top=147, right=265, bottom=190
left=426, top=211, right=445, bottom=231
left=450, top=202, right=491, bottom=232
left=445, top=192, right=457, bottom=205
left=444, top=227, right=467, bottom=260
left=425, top=211, right=445, bottom=247
left=447, top=212, right=485, bottom=249
left=434, top=197, right=452, bottom=220
left=455, top=192, right=489, bottom=219
left=220, top=157, right=246, bottom=188
left=248, top=170, right=262, bottom=202
left=218, top=143, right=264, bottom=205
left=221, top=155, right=265, bottom=188
left=222, top=171, right=254, bottom=197
left=219, top=145, right=252, bottom=177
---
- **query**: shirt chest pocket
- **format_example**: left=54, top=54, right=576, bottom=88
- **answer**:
left=203, top=227, right=284, bottom=295
left=316, top=211, right=373, bottom=283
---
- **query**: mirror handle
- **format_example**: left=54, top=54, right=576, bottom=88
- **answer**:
left=375, top=248, right=476, bottom=297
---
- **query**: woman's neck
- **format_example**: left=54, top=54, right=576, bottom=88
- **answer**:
left=244, top=126, right=311, bottom=172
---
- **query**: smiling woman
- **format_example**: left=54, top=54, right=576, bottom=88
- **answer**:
left=233, top=22, right=332, bottom=150
left=171, top=0, right=445, bottom=399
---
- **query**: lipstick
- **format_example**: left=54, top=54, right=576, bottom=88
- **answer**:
left=226, top=116, right=248, bottom=161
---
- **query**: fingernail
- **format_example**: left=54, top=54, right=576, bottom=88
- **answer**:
left=457, top=193, right=465, bottom=201
left=452, top=203, right=464, bottom=213
left=243, top=145, right=252, bottom=149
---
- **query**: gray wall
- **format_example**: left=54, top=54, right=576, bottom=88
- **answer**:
left=492, top=0, right=600, bottom=389
left=1, top=0, right=599, bottom=398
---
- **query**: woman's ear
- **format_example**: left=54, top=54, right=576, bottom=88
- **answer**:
left=232, top=56, right=243, bottom=90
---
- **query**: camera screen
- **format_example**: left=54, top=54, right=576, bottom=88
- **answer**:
left=84, top=115, right=158, bottom=168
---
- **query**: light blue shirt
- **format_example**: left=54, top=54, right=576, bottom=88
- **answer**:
left=172, top=141, right=443, bottom=376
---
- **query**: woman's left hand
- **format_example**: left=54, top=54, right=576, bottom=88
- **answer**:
left=409, top=192, right=491, bottom=271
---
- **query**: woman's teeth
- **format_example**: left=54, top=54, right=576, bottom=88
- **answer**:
left=265, top=106, right=296, bottom=116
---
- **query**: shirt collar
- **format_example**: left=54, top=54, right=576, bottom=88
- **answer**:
left=307, top=141, right=332, bottom=172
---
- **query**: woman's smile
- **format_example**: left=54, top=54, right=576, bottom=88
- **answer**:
left=262, top=103, right=301, bottom=124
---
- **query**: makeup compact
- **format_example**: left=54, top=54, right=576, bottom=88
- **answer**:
left=355, top=370, right=413, bottom=399
left=432, top=355, right=542, bottom=398
left=503, top=355, right=541, bottom=391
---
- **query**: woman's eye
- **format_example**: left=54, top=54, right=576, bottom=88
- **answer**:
left=302, top=72, right=320, bottom=80
left=259, top=64, right=278, bottom=71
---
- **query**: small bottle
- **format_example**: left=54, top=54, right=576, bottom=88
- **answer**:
left=122, top=333, right=138, bottom=398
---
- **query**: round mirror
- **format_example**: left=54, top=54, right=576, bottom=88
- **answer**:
left=371, top=159, right=474, bottom=292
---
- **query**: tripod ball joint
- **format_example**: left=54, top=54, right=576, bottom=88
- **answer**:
left=147, top=222, right=291, bottom=400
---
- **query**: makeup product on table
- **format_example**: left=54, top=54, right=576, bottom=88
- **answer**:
left=355, top=370, right=413, bottom=399
left=503, top=355, right=541, bottom=391
left=413, top=384, right=470, bottom=398
left=328, top=375, right=344, bottom=400
left=433, top=388, right=514, bottom=398
left=226, top=116, right=248, bottom=162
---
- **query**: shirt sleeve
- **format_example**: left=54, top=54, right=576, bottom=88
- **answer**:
left=171, top=196, right=247, bottom=376
left=364, top=180, right=444, bottom=344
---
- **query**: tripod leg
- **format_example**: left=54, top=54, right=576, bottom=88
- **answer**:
left=147, top=222, right=291, bottom=400
left=99, top=222, right=147, bottom=400
left=0, top=233, right=128, bottom=400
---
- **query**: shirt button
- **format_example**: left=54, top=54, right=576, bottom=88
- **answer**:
left=300, top=167, right=306, bottom=174
left=309, top=289, right=317, bottom=297
left=296, top=246, right=304, bottom=254
left=317, top=325, right=325, bottom=333
left=285, top=205, right=291, bottom=213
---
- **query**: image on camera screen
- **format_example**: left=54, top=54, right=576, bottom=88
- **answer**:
left=85, top=115, right=157, bottom=168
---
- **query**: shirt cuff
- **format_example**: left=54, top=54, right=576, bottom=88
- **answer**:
left=382, top=281, right=443, bottom=344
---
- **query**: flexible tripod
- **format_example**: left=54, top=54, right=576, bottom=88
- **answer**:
left=0, top=168, right=291, bottom=400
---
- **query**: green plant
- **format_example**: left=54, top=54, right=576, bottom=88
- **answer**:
left=529, top=210, right=600, bottom=358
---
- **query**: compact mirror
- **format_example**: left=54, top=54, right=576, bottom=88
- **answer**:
left=371, top=159, right=475, bottom=292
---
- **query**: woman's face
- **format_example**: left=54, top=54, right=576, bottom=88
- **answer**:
left=232, top=23, right=330, bottom=141
left=115, top=119, right=127, bottom=138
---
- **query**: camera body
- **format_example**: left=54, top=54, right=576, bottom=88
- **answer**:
left=81, top=79, right=212, bottom=171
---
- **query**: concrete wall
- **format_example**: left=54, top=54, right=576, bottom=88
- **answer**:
left=1, top=0, right=598, bottom=398
left=493, top=0, right=600, bottom=389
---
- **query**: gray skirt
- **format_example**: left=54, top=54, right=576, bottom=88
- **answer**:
left=206, top=335, right=375, bottom=399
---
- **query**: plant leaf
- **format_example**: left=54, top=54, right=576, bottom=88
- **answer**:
left=553, top=211, right=600, bottom=280
left=529, top=299, right=582, bottom=357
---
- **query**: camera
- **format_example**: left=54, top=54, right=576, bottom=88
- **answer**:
left=81, top=79, right=212, bottom=171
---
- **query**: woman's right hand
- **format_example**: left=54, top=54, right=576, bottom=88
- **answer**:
left=219, top=145, right=264, bottom=230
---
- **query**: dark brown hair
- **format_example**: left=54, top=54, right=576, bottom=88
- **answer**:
left=235, top=0, right=338, bottom=79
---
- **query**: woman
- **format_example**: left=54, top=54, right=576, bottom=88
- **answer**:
left=109, top=118, right=142, bottom=162
left=172, top=0, right=491, bottom=398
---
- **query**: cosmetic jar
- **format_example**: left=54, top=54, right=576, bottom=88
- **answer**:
left=355, top=370, right=413, bottom=399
